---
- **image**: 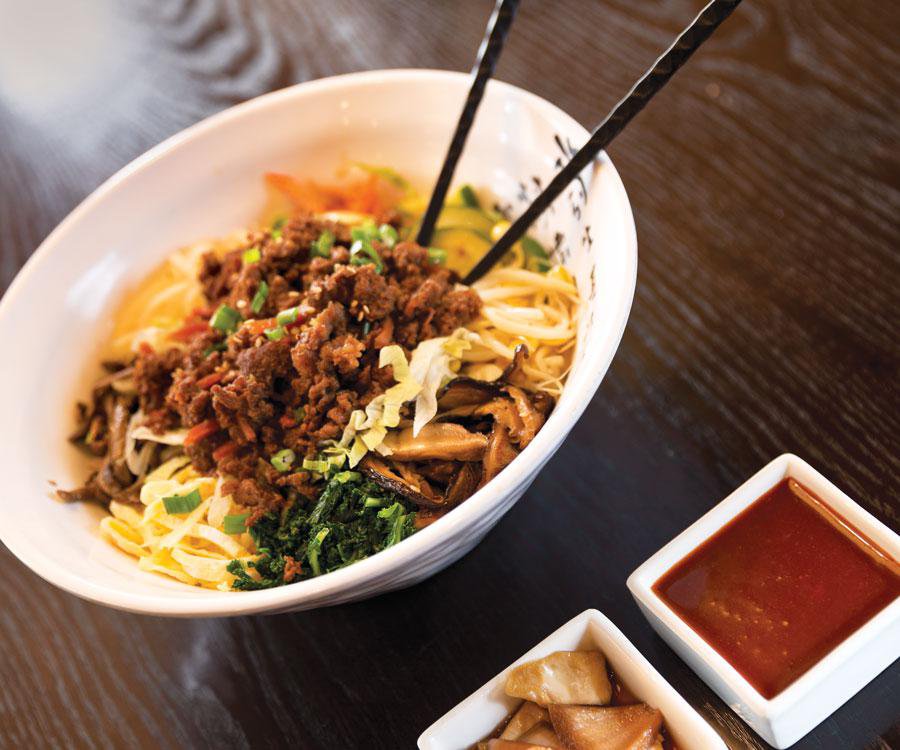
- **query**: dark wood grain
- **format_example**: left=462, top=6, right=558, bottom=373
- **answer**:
left=1, top=1, right=897, bottom=748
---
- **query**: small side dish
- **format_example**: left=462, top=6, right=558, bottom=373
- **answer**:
left=477, top=649, right=670, bottom=750
left=628, top=454, right=900, bottom=748
left=418, top=610, right=726, bottom=750
left=653, top=476, right=900, bottom=700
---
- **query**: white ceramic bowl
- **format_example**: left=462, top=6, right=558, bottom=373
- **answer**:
left=418, top=609, right=727, bottom=749
left=0, top=69, right=636, bottom=616
left=628, top=454, right=900, bottom=748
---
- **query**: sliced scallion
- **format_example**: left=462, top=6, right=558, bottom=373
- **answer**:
left=301, top=458, right=330, bottom=473
left=162, top=489, right=202, bottom=515
left=364, top=496, right=385, bottom=508
left=250, top=280, right=269, bottom=314
left=378, top=223, right=398, bottom=248
left=242, top=246, right=261, bottom=265
left=427, top=247, right=447, bottom=265
left=210, top=304, right=242, bottom=334
left=271, top=216, right=286, bottom=239
left=264, top=326, right=285, bottom=342
left=311, top=230, right=334, bottom=258
left=350, top=222, right=378, bottom=243
left=333, top=471, right=361, bottom=484
left=270, top=448, right=296, bottom=472
left=349, top=240, right=384, bottom=273
left=276, top=306, right=299, bottom=326
left=223, top=512, right=249, bottom=535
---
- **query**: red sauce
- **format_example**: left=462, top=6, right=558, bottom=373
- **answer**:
left=653, top=478, right=900, bottom=699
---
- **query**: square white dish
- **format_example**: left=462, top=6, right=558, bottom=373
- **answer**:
left=627, top=453, right=900, bottom=748
left=418, top=608, right=726, bottom=749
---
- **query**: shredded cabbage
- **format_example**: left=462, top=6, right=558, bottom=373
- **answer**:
left=332, top=330, right=477, bottom=466
left=409, top=328, right=478, bottom=436
left=336, top=344, right=420, bottom=466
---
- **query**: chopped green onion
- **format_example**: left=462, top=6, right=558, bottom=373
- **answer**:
left=250, top=280, right=269, bottom=314
left=264, top=326, right=285, bottom=342
left=294, top=406, right=306, bottom=421
left=308, top=528, right=329, bottom=577
left=162, top=489, right=202, bottom=515
left=311, top=230, right=334, bottom=258
left=333, top=471, right=361, bottom=484
left=302, top=458, right=330, bottom=473
left=427, top=247, right=447, bottom=265
left=242, top=246, right=261, bottom=265
left=210, top=304, right=242, bottom=334
left=364, top=496, right=385, bottom=508
left=362, top=321, right=372, bottom=335
left=459, top=184, right=480, bottom=208
left=271, top=216, right=286, bottom=239
left=349, top=240, right=384, bottom=273
left=378, top=223, right=398, bottom=248
left=276, top=306, right=299, bottom=326
left=270, top=448, right=296, bottom=472
left=351, top=222, right=379, bottom=243
left=223, top=512, right=249, bottom=535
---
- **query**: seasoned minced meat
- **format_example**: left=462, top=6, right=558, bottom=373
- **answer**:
left=122, top=215, right=481, bottom=515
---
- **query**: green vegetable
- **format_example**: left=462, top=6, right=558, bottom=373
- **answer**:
left=458, top=184, right=480, bottom=208
left=302, top=458, right=330, bottom=473
left=223, top=513, right=249, bottom=535
left=362, top=321, right=372, bottom=335
left=430, top=227, right=490, bottom=267
left=378, top=223, right=398, bottom=247
left=436, top=205, right=494, bottom=235
left=276, top=306, right=299, bottom=326
left=427, top=247, right=448, bottom=264
left=242, top=246, right=261, bottom=265
left=294, top=406, right=306, bottom=421
left=210, top=304, right=242, bottom=334
left=271, top=216, right=286, bottom=239
left=307, top=528, right=329, bottom=577
left=270, top=448, right=296, bottom=472
left=349, top=239, right=384, bottom=273
left=162, top=489, right=202, bottom=515
left=227, top=471, right=416, bottom=590
left=378, top=502, right=410, bottom=547
left=250, top=280, right=269, bottom=314
left=312, top=230, right=335, bottom=258
left=265, top=326, right=286, bottom=342
left=351, top=222, right=379, bottom=243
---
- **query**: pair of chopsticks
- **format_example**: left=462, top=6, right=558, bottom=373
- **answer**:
left=417, top=0, right=744, bottom=285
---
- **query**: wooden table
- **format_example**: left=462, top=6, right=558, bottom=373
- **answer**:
left=1, top=1, right=897, bottom=747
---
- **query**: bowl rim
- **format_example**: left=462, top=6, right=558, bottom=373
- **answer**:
left=0, top=68, right=637, bottom=616
left=627, top=453, right=900, bottom=741
left=417, top=608, right=728, bottom=749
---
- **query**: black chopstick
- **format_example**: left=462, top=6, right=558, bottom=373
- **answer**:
left=463, top=0, right=743, bottom=285
left=415, top=0, right=520, bottom=247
